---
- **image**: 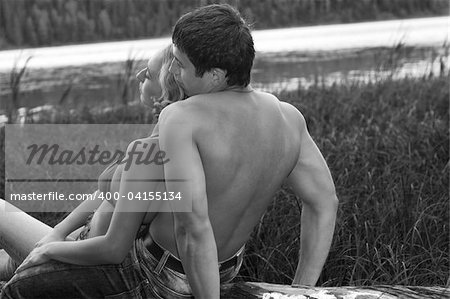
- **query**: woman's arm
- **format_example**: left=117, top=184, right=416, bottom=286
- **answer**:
left=16, top=140, right=161, bottom=270
left=36, top=190, right=103, bottom=246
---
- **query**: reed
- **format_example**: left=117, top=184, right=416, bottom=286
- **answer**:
left=240, top=75, right=449, bottom=287
left=116, top=52, right=139, bottom=106
left=6, top=54, right=32, bottom=122
left=0, top=74, right=447, bottom=288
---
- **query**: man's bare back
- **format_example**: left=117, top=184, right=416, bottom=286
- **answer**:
left=91, top=4, right=337, bottom=295
left=149, top=89, right=304, bottom=260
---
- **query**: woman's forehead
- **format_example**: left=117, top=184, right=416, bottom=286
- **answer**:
left=172, top=45, right=188, bottom=65
left=147, top=51, right=164, bottom=69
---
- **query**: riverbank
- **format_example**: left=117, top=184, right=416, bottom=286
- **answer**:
left=1, top=44, right=447, bottom=112
left=0, top=16, right=447, bottom=71
left=1, top=74, right=447, bottom=287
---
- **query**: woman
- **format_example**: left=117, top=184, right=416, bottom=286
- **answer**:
left=0, top=44, right=183, bottom=280
left=0, top=44, right=244, bottom=298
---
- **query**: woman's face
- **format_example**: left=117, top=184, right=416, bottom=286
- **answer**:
left=136, top=52, right=163, bottom=106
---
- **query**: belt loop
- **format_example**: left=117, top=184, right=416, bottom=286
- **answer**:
left=154, top=250, right=170, bottom=274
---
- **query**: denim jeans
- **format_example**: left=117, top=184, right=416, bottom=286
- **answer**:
left=135, top=238, right=244, bottom=299
left=0, top=237, right=244, bottom=299
left=0, top=253, right=17, bottom=282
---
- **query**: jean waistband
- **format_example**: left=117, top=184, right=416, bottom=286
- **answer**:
left=140, top=236, right=245, bottom=275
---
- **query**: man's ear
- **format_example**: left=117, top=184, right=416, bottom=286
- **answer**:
left=210, top=68, right=227, bottom=86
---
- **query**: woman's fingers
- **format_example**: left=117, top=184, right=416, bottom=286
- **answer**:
left=16, top=257, right=38, bottom=273
left=15, top=248, right=49, bottom=274
left=34, top=232, right=64, bottom=248
left=15, top=257, right=30, bottom=273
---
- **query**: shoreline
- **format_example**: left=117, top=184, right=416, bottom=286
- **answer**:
left=0, top=16, right=447, bottom=72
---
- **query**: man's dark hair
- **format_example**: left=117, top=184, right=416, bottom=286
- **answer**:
left=172, top=4, right=255, bottom=87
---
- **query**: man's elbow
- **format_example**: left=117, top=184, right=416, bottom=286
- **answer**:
left=174, top=217, right=211, bottom=242
left=330, top=194, right=339, bottom=217
left=307, top=188, right=338, bottom=216
left=325, top=188, right=339, bottom=214
left=329, top=186, right=339, bottom=206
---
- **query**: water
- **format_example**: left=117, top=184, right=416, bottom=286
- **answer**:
left=252, top=46, right=448, bottom=92
left=0, top=16, right=448, bottom=110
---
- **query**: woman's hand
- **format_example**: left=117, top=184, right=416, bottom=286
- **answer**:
left=34, top=230, right=66, bottom=248
left=15, top=243, right=52, bottom=274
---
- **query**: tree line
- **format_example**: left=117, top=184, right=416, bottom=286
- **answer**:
left=0, top=0, right=448, bottom=49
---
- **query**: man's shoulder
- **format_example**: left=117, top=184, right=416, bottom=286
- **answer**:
left=280, top=101, right=304, bottom=118
left=270, top=99, right=308, bottom=137
left=159, top=99, right=197, bottom=119
left=158, top=99, right=205, bottom=133
left=249, top=89, right=299, bottom=111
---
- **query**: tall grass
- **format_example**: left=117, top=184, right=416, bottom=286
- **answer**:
left=240, top=75, right=449, bottom=287
left=116, top=53, right=139, bottom=106
left=1, top=74, right=448, bottom=287
left=6, top=55, right=32, bottom=122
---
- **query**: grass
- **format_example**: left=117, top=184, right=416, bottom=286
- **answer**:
left=240, top=75, right=449, bottom=287
left=5, top=54, right=32, bottom=121
left=0, top=73, right=448, bottom=288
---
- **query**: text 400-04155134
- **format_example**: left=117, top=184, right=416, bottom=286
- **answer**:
left=97, top=192, right=183, bottom=201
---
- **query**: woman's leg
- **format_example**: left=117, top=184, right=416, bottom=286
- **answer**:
left=1, top=240, right=150, bottom=298
left=0, top=250, right=17, bottom=281
left=0, top=198, right=106, bottom=282
left=66, top=227, right=83, bottom=240
left=0, top=199, right=52, bottom=263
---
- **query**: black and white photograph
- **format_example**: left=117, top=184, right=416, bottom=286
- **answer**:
left=0, top=0, right=448, bottom=298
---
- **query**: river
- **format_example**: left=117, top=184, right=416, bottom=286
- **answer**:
left=0, top=16, right=448, bottom=110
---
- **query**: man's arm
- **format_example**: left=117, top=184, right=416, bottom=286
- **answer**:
left=159, top=104, right=220, bottom=299
left=286, top=107, right=338, bottom=286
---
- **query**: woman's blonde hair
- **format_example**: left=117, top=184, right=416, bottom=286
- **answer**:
left=153, top=44, right=185, bottom=118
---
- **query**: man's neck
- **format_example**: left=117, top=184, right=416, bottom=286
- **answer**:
left=199, top=82, right=253, bottom=95
left=222, top=84, right=253, bottom=93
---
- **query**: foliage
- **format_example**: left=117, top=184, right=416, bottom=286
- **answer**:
left=0, top=0, right=448, bottom=49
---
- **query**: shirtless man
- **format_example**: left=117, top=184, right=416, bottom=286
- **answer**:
left=1, top=4, right=337, bottom=299
left=153, top=4, right=338, bottom=298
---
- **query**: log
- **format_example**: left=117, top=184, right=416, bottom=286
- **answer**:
left=220, top=282, right=450, bottom=299
left=2, top=280, right=448, bottom=298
